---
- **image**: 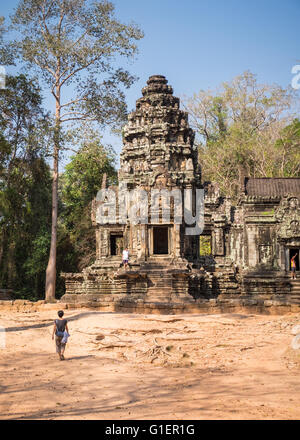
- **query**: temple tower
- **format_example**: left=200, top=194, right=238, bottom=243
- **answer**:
left=119, top=74, right=200, bottom=187
left=114, top=75, right=201, bottom=265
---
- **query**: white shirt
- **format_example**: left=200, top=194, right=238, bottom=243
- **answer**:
left=122, top=250, right=129, bottom=260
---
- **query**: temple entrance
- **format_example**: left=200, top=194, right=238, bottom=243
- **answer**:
left=110, top=234, right=123, bottom=256
left=290, top=249, right=300, bottom=270
left=153, top=226, right=169, bottom=255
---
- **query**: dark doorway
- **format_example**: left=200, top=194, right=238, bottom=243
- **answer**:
left=153, top=227, right=168, bottom=255
left=110, top=234, right=123, bottom=256
left=290, top=249, right=300, bottom=270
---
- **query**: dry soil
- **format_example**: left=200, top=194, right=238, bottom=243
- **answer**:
left=0, top=309, right=300, bottom=420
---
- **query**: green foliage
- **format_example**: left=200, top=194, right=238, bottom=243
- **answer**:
left=0, top=73, right=119, bottom=299
left=23, top=228, right=51, bottom=278
left=62, top=137, right=117, bottom=214
left=11, top=0, right=144, bottom=130
left=274, top=118, right=300, bottom=177
left=199, top=235, right=212, bottom=256
left=0, top=74, right=51, bottom=159
left=0, top=157, right=53, bottom=299
left=0, top=74, right=52, bottom=299
left=0, top=16, right=14, bottom=64
left=60, top=135, right=117, bottom=271
left=262, top=209, right=275, bottom=216
left=185, top=71, right=299, bottom=200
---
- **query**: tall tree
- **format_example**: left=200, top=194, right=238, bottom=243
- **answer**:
left=0, top=74, right=52, bottom=295
left=184, top=71, right=298, bottom=198
left=273, top=118, right=300, bottom=177
left=10, top=0, right=143, bottom=301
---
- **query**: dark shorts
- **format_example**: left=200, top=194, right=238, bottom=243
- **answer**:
left=292, top=267, right=296, bottom=273
left=123, top=260, right=128, bottom=264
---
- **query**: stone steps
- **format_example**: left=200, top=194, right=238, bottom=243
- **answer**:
left=290, top=280, right=300, bottom=294
left=148, top=282, right=173, bottom=289
left=147, top=286, right=172, bottom=293
left=146, top=274, right=173, bottom=300
left=147, top=274, right=173, bottom=292
left=145, top=290, right=171, bottom=294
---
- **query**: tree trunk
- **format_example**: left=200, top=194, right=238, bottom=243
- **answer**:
left=7, top=239, right=16, bottom=290
left=45, top=80, right=60, bottom=302
left=45, top=141, right=59, bottom=302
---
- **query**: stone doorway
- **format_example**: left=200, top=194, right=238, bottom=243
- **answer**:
left=153, top=226, right=169, bottom=255
left=110, top=234, right=124, bottom=256
left=290, top=248, right=300, bottom=270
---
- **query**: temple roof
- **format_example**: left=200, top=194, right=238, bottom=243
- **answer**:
left=244, top=177, right=300, bottom=197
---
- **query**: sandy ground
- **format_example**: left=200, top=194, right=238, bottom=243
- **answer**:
left=0, top=308, right=300, bottom=420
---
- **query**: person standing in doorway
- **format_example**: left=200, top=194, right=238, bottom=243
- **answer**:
left=52, top=310, right=69, bottom=360
left=291, top=253, right=298, bottom=280
left=122, top=247, right=129, bottom=270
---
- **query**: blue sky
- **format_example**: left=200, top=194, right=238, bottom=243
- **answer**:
left=1, top=0, right=300, bottom=167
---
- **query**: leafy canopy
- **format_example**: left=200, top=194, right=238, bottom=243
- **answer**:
left=11, top=0, right=144, bottom=128
left=184, top=71, right=299, bottom=199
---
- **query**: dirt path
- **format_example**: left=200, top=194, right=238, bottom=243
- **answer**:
left=0, top=309, right=299, bottom=420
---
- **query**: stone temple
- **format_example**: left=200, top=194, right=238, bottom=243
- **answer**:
left=61, top=75, right=300, bottom=313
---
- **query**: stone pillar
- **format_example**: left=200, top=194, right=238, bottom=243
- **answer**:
left=148, top=226, right=154, bottom=256
left=278, top=243, right=286, bottom=271
left=212, top=215, right=226, bottom=256
left=213, top=227, right=225, bottom=255
left=247, top=226, right=258, bottom=268
left=285, top=247, right=290, bottom=272
left=168, top=226, right=172, bottom=256
left=100, top=229, right=109, bottom=258
left=96, top=229, right=100, bottom=259
left=174, top=224, right=181, bottom=258
left=137, top=224, right=147, bottom=261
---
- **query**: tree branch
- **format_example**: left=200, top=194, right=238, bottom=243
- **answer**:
left=59, top=55, right=103, bottom=88
left=60, top=116, right=96, bottom=123
left=60, top=97, right=86, bottom=108
left=33, top=57, right=56, bottom=78
left=57, top=4, right=65, bottom=36
left=60, top=110, right=89, bottom=118
left=43, top=0, right=56, bottom=20
left=61, top=29, right=89, bottom=59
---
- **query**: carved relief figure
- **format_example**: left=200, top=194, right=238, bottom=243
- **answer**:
left=186, top=157, right=194, bottom=171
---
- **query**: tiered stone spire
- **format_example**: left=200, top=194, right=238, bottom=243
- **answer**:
left=119, top=75, right=200, bottom=187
